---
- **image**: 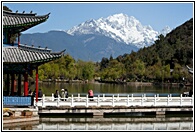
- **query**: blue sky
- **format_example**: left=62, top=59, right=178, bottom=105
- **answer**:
left=3, top=2, right=194, bottom=34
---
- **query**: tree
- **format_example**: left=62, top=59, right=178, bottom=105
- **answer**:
left=131, top=59, right=145, bottom=81
left=155, top=34, right=164, bottom=44
left=62, top=54, right=77, bottom=80
left=109, top=54, right=113, bottom=61
left=77, top=60, right=95, bottom=80
left=38, top=63, right=52, bottom=79
left=100, top=57, right=109, bottom=70
left=100, top=59, right=125, bottom=81
left=172, top=63, right=186, bottom=82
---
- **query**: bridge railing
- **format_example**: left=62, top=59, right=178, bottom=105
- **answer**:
left=34, top=94, right=193, bottom=108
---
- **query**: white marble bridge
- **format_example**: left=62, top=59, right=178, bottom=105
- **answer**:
left=35, top=94, right=193, bottom=116
left=35, top=93, right=193, bottom=108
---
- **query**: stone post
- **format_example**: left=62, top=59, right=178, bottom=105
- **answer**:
left=127, top=95, right=129, bottom=106
left=86, top=95, right=88, bottom=107
left=112, top=95, right=115, bottom=107
left=97, top=95, right=100, bottom=107
left=71, top=94, right=74, bottom=107
left=42, top=94, right=45, bottom=107
left=154, top=95, right=156, bottom=106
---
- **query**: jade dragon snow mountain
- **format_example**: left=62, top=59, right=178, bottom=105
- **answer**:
left=20, top=13, right=171, bottom=61
left=66, top=13, right=170, bottom=48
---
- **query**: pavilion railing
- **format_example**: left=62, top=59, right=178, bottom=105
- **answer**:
left=3, top=96, right=33, bottom=106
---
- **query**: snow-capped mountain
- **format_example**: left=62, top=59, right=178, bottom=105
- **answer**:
left=159, top=26, right=172, bottom=36
left=20, top=13, right=172, bottom=61
left=67, top=13, right=167, bottom=48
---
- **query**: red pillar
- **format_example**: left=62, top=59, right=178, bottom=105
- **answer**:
left=36, top=66, right=39, bottom=102
left=24, top=73, right=28, bottom=96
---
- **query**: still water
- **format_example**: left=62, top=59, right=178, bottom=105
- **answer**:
left=4, top=82, right=194, bottom=131
left=3, top=113, right=194, bottom=131
left=3, top=116, right=193, bottom=130
left=30, top=82, right=192, bottom=96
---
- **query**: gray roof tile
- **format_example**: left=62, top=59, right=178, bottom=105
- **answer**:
left=3, top=10, right=50, bottom=28
left=3, top=45, right=65, bottom=63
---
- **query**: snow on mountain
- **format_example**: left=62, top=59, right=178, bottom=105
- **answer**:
left=66, top=13, right=163, bottom=48
left=159, top=26, right=172, bottom=36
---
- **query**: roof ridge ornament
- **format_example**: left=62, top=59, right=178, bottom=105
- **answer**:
left=19, top=44, right=52, bottom=53
left=3, top=10, right=38, bottom=16
left=3, top=10, right=50, bottom=34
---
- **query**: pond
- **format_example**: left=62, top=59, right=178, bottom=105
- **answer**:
left=29, top=82, right=192, bottom=97
left=3, top=82, right=193, bottom=131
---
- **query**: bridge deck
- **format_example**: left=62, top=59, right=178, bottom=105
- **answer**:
left=36, top=94, right=193, bottom=116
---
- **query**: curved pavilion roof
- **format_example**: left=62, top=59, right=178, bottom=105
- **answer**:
left=3, top=10, right=50, bottom=33
left=3, top=10, right=65, bottom=74
left=3, top=44, right=65, bottom=64
left=3, top=44, right=65, bottom=73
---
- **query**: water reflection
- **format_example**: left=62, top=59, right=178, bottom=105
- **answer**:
left=29, top=82, right=192, bottom=96
left=3, top=116, right=193, bottom=131
left=3, top=83, right=193, bottom=131
left=36, top=122, right=193, bottom=130
left=3, top=120, right=39, bottom=130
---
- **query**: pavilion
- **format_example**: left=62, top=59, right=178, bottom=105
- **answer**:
left=3, top=10, right=65, bottom=105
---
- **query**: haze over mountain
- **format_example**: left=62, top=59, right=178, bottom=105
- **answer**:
left=20, top=13, right=171, bottom=61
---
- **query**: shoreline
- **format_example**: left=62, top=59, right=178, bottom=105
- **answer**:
left=39, top=79, right=192, bottom=87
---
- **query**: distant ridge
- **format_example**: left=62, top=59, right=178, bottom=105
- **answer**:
left=20, top=13, right=172, bottom=61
